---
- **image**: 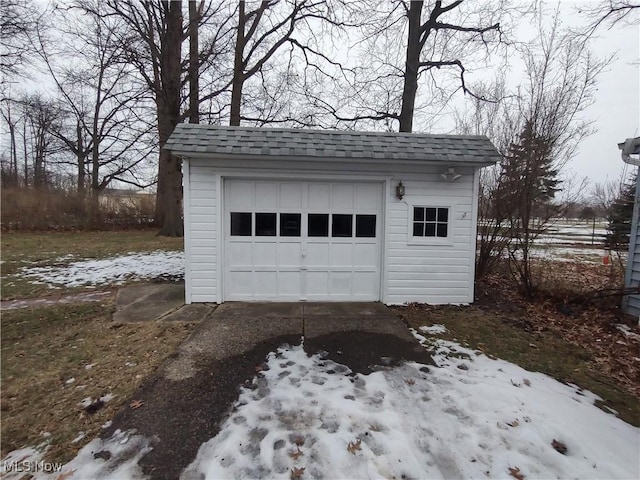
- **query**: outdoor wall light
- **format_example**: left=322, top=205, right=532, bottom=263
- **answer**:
left=396, top=181, right=405, bottom=200
left=440, top=167, right=462, bottom=182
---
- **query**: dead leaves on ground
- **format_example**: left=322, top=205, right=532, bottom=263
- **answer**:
left=129, top=399, right=144, bottom=409
left=508, top=466, right=525, bottom=480
left=290, top=466, right=305, bottom=479
left=347, top=439, right=362, bottom=454
left=552, top=439, right=568, bottom=454
left=288, top=447, right=303, bottom=460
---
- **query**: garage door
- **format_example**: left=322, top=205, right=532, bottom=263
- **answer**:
left=223, top=179, right=383, bottom=301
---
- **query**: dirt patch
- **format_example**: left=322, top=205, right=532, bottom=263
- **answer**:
left=304, top=331, right=434, bottom=374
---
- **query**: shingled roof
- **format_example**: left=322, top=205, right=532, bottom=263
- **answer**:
left=164, top=124, right=500, bottom=165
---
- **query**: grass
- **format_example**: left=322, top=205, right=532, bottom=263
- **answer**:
left=1, top=229, right=183, bottom=300
left=394, top=304, right=640, bottom=427
left=1, top=302, right=197, bottom=464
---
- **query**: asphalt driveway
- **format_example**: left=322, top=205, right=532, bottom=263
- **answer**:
left=103, top=301, right=433, bottom=480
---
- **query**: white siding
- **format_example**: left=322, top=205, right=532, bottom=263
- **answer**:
left=624, top=176, right=640, bottom=318
left=184, top=157, right=482, bottom=305
left=185, top=162, right=218, bottom=303
left=384, top=174, right=476, bottom=305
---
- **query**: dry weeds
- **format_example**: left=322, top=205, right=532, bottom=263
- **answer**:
left=1, top=301, right=197, bottom=464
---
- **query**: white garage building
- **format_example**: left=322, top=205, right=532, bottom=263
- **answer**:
left=165, top=125, right=499, bottom=305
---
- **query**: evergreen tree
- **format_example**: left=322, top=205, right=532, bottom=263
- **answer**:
left=606, top=174, right=637, bottom=251
left=495, top=119, right=561, bottom=297
left=496, top=120, right=560, bottom=224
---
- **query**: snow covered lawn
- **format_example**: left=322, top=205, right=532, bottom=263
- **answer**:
left=18, top=250, right=184, bottom=288
left=22, top=327, right=638, bottom=480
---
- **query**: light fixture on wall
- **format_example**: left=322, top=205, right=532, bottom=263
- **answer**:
left=396, top=181, right=405, bottom=200
left=440, top=167, right=462, bottom=182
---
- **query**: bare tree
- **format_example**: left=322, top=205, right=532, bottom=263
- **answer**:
left=0, top=0, right=40, bottom=81
left=94, top=0, right=234, bottom=236
left=0, top=98, right=21, bottom=184
left=306, top=0, right=516, bottom=132
left=227, top=0, right=351, bottom=127
left=189, top=1, right=203, bottom=124
left=34, top=1, right=155, bottom=220
left=502, top=11, right=609, bottom=297
left=577, top=0, right=639, bottom=35
left=22, top=94, right=60, bottom=189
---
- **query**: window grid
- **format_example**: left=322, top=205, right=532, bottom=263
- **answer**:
left=230, top=212, right=376, bottom=238
left=413, top=207, right=448, bottom=238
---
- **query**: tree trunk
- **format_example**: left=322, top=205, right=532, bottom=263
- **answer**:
left=77, top=121, right=86, bottom=195
left=229, top=1, right=245, bottom=127
left=189, top=0, right=199, bottom=124
left=22, top=121, right=28, bottom=187
left=156, top=0, right=184, bottom=237
left=90, top=133, right=101, bottom=224
left=398, top=0, right=423, bottom=133
left=34, top=127, right=45, bottom=189
left=9, top=122, right=18, bottom=185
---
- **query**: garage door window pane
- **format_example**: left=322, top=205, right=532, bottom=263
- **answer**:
left=308, top=214, right=329, bottom=237
left=280, top=213, right=301, bottom=237
left=332, top=214, right=353, bottom=237
left=356, top=215, right=376, bottom=237
left=231, top=212, right=251, bottom=236
left=256, top=213, right=276, bottom=236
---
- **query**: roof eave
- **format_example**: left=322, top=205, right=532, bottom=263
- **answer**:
left=167, top=150, right=498, bottom=167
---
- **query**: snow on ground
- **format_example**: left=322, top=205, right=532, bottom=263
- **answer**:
left=19, top=250, right=184, bottom=287
left=418, top=324, right=448, bottom=335
left=10, top=335, right=639, bottom=480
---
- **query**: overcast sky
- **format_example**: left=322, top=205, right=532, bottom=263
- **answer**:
left=3, top=1, right=638, bottom=193
left=566, top=12, right=639, bottom=186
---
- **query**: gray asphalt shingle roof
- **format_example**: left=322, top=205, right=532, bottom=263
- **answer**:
left=164, top=124, right=500, bottom=165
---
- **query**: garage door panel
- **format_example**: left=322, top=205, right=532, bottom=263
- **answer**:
left=306, top=271, right=329, bottom=296
left=278, top=242, right=302, bottom=266
left=306, top=243, right=329, bottom=266
left=228, top=242, right=253, bottom=267
left=226, top=181, right=253, bottom=209
left=308, top=183, right=330, bottom=209
left=354, top=244, right=377, bottom=266
left=279, top=271, right=303, bottom=296
left=331, top=243, right=353, bottom=266
left=331, top=272, right=352, bottom=293
left=227, top=272, right=253, bottom=295
left=224, top=179, right=381, bottom=301
left=356, top=183, right=383, bottom=210
left=254, top=272, right=277, bottom=295
left=331, top=184, right=354, bottom=210
left=279, top=183, right=303, bottom=208
left=353, top=272, right=377, bottom=294
left=255, top=182, right=278, bottom=209
left=253, top=243, right=277, bottom=267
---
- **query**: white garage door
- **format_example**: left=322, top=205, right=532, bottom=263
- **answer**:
left=223, top=179, right=383, bottom=301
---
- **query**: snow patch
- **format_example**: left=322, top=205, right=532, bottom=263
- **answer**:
left=418, top=324, right=448, bottom=335
left=182, top=343, right=639, bottom=480
left=616, top=324, right=640, bottom=341
left=20, top=250, right=184, bottom=287
left=41, top=430, right=152, bottom=480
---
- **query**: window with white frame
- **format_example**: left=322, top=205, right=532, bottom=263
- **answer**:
left=412, top=206, right=449, bottom=238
